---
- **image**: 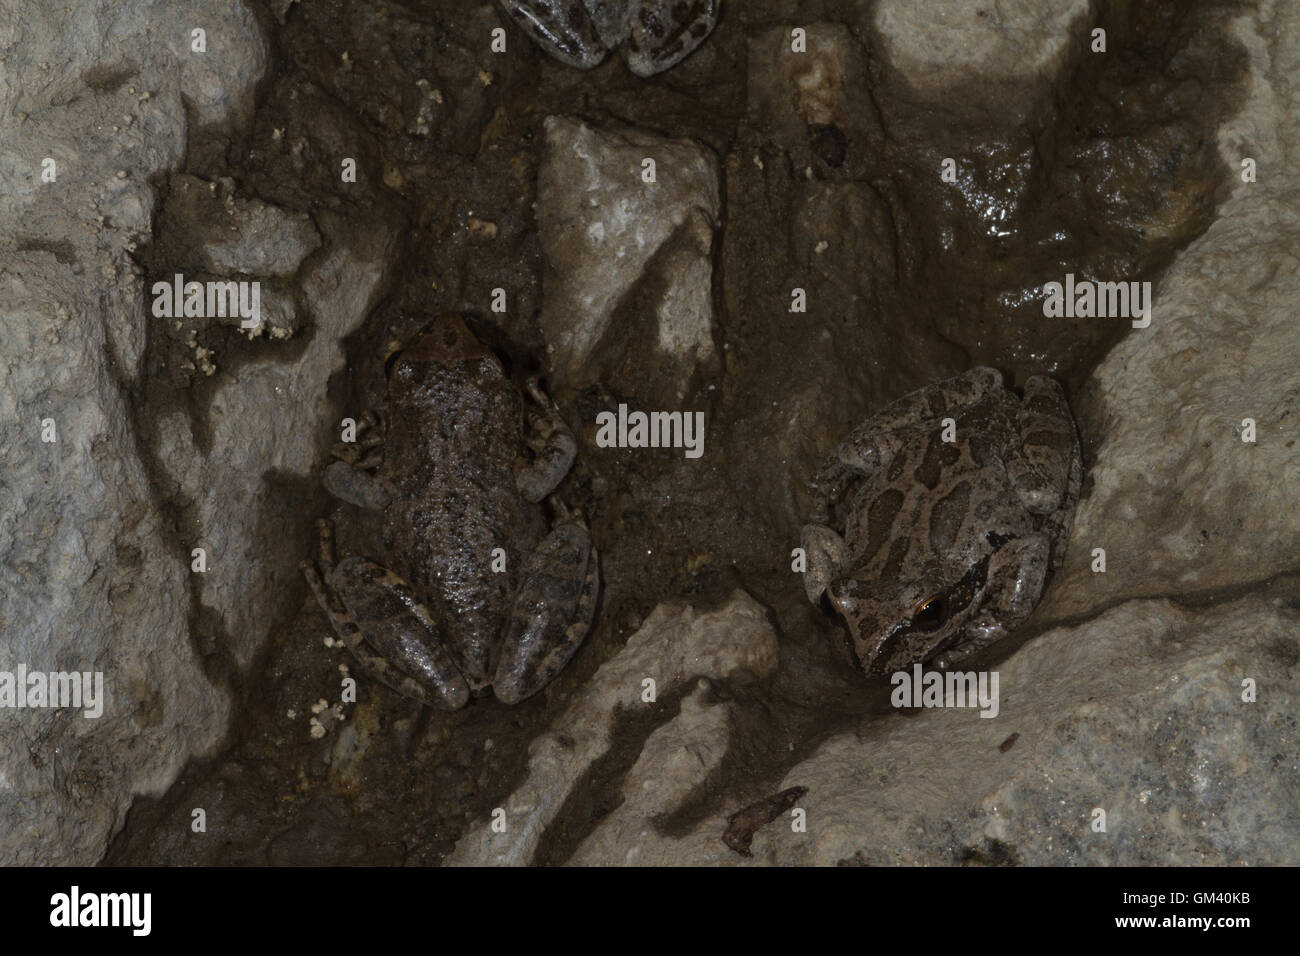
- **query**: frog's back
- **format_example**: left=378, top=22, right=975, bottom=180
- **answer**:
left=381, top=322, right=545, bottom=683
left=847, top=386, right=1028, bottom=581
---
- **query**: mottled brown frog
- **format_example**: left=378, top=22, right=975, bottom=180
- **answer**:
left=302, top=314, right=598, bottom=709
left=801, top=368, right=1081, bottom=675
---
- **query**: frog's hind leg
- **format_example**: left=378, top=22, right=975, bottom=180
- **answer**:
left=1006, top=376, right=1080, bottom=518
left=300, top=520, right=468, bottom=710
left=493, top=522, right=599, bottom=705
left=933, top=532, right=1051, bottom=669
left=1037, top=427, right=1082, bottom=570
left=516, top=376, right=578, bottom=503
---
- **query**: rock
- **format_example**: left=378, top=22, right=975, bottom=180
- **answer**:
left=567, top=681, right=734, bottom=865
left=1043, top=4, right=1300, bottom=619
left=0, top=0, right=264, bottom=866
left=747, top=23, right=881, bottom=165
left=448, top=590, right=779, bottom=866
left=537, top=116, right=720, bottom=397
left=249, top=287, right=299, bottom=338
left=759, top=597, right=1300, bottom=865
left=872, top=0, right=1092, bottom=123
left=561, top=595, right=1298, bottom=865
left=158, top=174, right=321, bottom=278
left=161, top=216, right=396, bottom=668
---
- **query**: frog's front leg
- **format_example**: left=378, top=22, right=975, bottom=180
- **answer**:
left=933, top=533, right=1050, bottom=669
left=799, top=523, right=849, bottom=605
left=492, top=522, right=599, bottom=705
left=301, top=520, right=469, bottom=710
left=323, top=460, right=394, bottom=510
left=330, top=410, right=383, bottom=466
left=515, top=377, right=578, bottom=503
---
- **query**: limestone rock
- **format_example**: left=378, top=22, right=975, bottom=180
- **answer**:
left=161, top=217, right=396, bottom=668
left=872, top=0, right=1092, bottom=122
left=0, top=0, right=265, bottom=866
left=537, top=116, right=720, bottom=395
left=1044, top=2, right=1300, bottom=618
left=158, top=174, right=321, bottom=278
left=761, top=597, right=1299, bottom=865
left=448, top=590, right=779, bottom=866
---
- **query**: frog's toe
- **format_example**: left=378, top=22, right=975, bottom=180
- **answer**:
left=329, top=557, right=470, bottom=710
left=499, top=0, right=611, bottom=70
left=324, top=461, right=394, bottom=510
left=493, top=522, right=599, bottom=705
left=624, top=0, right=720, bottom=77
left=801, top=524, right=848, bottom=604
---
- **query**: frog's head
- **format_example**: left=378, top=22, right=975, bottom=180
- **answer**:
left=391, top=313, right=497, bottom=371
left=825, top=550, right=997, bottom=676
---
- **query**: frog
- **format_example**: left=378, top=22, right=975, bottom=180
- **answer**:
left=497, top=0, right=720, bottom=77
left=301, top=314, right=599, bottom=710
left=800, top=367, right=1081, bottom=676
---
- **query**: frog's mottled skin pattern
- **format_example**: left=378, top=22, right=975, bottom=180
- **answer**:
left=802, top=368, right=1081, bottom=676
left=302, top=314, right=598, bottom=709
left=498, top=0, right=719, bottom=77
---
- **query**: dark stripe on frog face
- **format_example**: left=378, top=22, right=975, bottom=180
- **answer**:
left=880, top=533, right=911, bottom=583
left=868, top=550, right=992, bottom=674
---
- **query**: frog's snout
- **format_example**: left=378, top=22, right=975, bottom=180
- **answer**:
left=424, top=313, right=478, bottom=354
left=396, top=314, right=489, bottom=366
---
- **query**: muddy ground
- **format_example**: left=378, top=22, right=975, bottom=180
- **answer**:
left=105, top=0, right=1247, bottom=864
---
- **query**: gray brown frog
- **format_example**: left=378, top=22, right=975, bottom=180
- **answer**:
left=497, top=0, right=719, bottom=77
left=302, top=314, right=599, bottom=710
left=801, top=367, right=1081, bottom=676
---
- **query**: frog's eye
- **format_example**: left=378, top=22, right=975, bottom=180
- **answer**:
left=383, top=340, right=406, bottom=377
left=912, top=596, right=948, bottom=632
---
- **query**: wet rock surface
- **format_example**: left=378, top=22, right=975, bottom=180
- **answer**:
left=3, top=0, right=1287, bottom=868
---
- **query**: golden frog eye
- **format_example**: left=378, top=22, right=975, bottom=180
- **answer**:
left=912, top=596, right=948, bottom=632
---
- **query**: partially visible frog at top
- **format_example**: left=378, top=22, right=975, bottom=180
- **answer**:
left=801, top=368, right=1081, bottom=676
left=303, top=314, right=598, bottom=710
left=498, top=0, right=720, bottom=76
